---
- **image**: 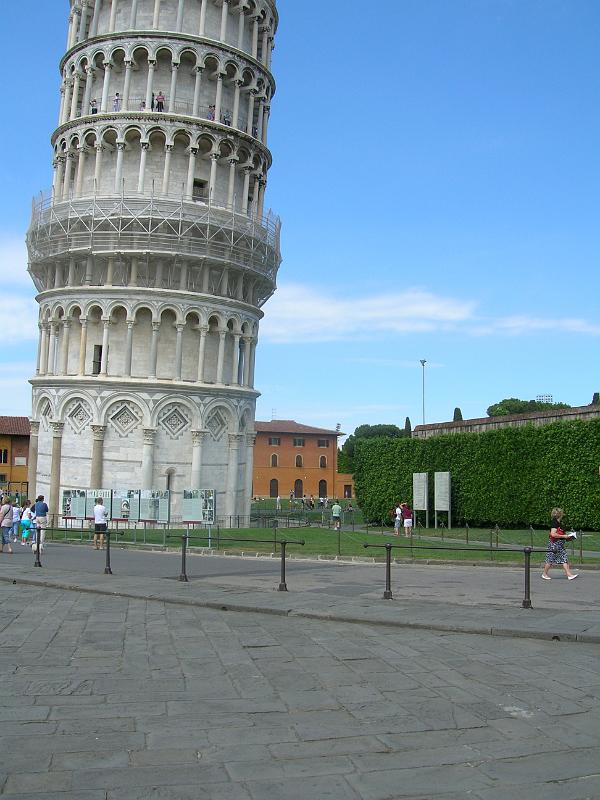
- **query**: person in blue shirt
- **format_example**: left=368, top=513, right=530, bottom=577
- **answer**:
left=33, top=495, right=49, bottom=550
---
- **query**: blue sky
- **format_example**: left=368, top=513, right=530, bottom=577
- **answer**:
left=1, top=0, right=599, bottom=436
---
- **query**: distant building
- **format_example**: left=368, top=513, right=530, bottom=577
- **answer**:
left=0, top=417, right=30, bottom=496
left=413, top=403, right=600, bottom=439
left=253, top=421, right=354, bottom=499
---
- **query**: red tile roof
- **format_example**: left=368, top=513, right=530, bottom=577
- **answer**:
left=255, top=420, right=343, bottom=436
left=0, top=417, right=30, bottom=436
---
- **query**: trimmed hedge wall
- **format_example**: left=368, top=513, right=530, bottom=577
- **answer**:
left=353, top=418, right=600, bottom=530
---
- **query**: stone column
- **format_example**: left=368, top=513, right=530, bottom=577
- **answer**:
left=39, top=324, right=50, bottom=375
left=124, top=320, right=134, bottom=376
left=257, top=178, right=266, bottom=219
left=192, top=67, right=203, bottom=116
left=241, top=167, right=251, bottom=214
left=220, top=0, right=229, bottom=41
left=27, top=421, right=40, bottom=500
left=262, top=104, right=270, bottom=146
left=161, top=145, right=173, bottom=194
left=94, top=144, right=103, bottom=191
left=62, top=153, right=75, bottom=199
left=75, top=147, right=87, bottom=197
left=174, top=323, right=184, bottom=380
left=85, top=254, right=94, bottom=285
left=49, top=422, right=65, bottom=517
left=196, top=325, right=208, bottom=382
left=137, top=142, right=149, bottom=193
left=90, top=425, right=106, bottom=488
left=47, top=323, right=59, bottom=375
left=246, top=89, right=256, bottom=136
left=66, top=11, right=76, bottom=48
left=129, top=0, right=139, bottom=28
left=232, top=80, right=242, bottom=128
left=186, top=147, right=198, bottom=198
left=58, top=84, right=67, bottom=127
left=176, top=0, right=185, bottom=32
left=62, top=80, right=73, bottom=125
left=198, top=0, right=207, bottom=35
left=100, top=61, right=112, bottom=112
left=220, top=266, right=229, bottom=297
left=100, top=319, right=110, bottom=375
left=114, top=141, right=125, bottom=193
left=237, top=6, right=246, bottom=49
left=70, top=72, right=81, bottom=120
left=141, top=428, right=157, bottom=489
left=190, top=430, right=206, bottom=489
left=67, top=258, right=76, bottom=286
left=130, top=257, right=138, bottom=287
left=149, top=322, right=160, bottom=378
left=108, top=0, right=118, bottom=32
left=244, top=433, right=256, bottom=518
left=152, top=0, right=161, bottom=29
left=214, top=73, right=224, bottom=121
left=242, top=337, right=251, bottom=386
left=261, top=26, right=270, bottom=66
left=249, top=337, right=257, bottom=388
left=251, top=15, right=260, bottom=59
left=231, top=333, right=241, bottom=384
left=35, top=324, right=43, bottom=375
left=168, top=62, right=179, bottom=111
left=106, top=256, right=114, bottom=286
left=225, top=433, right=243, bottom=520
left=90, top=0, right=102, bottom=37
left=59, top=320, right=71, bottom=375
left=227, top=158, right=237, bottom=208
left=54, top=262, right=64, bottom=289
left=209, top=153, right=219, bottom=201
left=83, top=67, right=94, bottom=114
left=78, top=318, right=88, bottom=375
left=256, top=97, right=265, bottom=141
left=216, top=329, right=226, bottom=383
left=122, top=59, right=133, bottom=109
left=145, top=60, right=156, bottom=108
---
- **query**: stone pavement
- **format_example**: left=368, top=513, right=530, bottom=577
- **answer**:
left=1, top=548, right=600, bottom=799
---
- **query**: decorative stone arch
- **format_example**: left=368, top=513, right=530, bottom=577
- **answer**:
left=202, top=398, right=236, bottom=433
left=157, top=302, right=184, bottom=326
left=65, top=301, right=85, bottom=320
left=130, top=301, right=158, bottom=322
left=202, top=52, right=223, bottom=72
left=106, top=301, right=129, bottom=323
left=152, top=394, right=200, bottom=430
left=33, top=393, right=56, bottom=428
left=58, top=392, right=99, bottom=431
left=100, top=393, right=151, bottom=429
left=184, top=306, right=208, bottom=327
left=82, top=301, right=106, bottom=320
left=169, top=126, right=192, bottom=147
left=49, top=303, right=67, bottom=322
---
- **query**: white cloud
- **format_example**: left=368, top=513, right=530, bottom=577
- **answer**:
left=0, top=236, right=31, bottom=287
left=0, top=296, right=39, bottom=342
left=261, top=282, right=600, bottom=343
left=261, top=284, right=475, bottom=343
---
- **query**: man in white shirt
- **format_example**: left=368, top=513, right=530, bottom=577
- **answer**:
left=93, top=498, right=108, bottom=550
left=394, top=504, right=402, bottom=536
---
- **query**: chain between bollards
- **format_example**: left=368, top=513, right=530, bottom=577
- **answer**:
left=522, top=546, right=533, bottom=608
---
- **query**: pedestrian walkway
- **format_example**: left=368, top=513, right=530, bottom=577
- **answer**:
left=1, top=544, right=598, bottom=643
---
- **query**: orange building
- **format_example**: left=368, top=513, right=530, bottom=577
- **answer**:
left=253, top=420, right=354, bottom=500
left=0, top=417, right=30, bottom=497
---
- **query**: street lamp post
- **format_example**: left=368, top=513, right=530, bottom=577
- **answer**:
left=420, top=359, right=427, bottom=426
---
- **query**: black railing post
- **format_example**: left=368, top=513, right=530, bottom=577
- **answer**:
left=384, top=542, right=393, bottom=600
left=179, top=531, right=189, bottom=582
left=278, top=540, right=288, bottom=591
left=33, top=524, right=42, bottom=568
left=465, top=523, right=469, bottom=544
left=104, top=531, right=112, bottom=574
left=522, top=546, right=532, bottom=609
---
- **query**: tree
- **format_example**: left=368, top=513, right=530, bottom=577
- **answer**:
left=453, top=407, right=463, bottom=422
left=404, top=416, right=412, bottom=436
left=592, top=392, right=600, bottom=406
left=338, top=424, right=405, bottom=474
left=487, top=398, right=571, bottom=417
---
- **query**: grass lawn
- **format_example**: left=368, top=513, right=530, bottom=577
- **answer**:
left=45, top=524, right=599, bottom=565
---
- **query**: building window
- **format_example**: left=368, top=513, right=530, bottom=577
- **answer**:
left=319, top=479, right=327, bottom=498
left=319, top=455, right=327, bottom=468
left=0, top=474, right=7, bottom=484
left=0, top=449, right=7, bottom=464
left=317, top=439, right=330, bottom=448
left=269, top=478, right=279, bottom=498
left=92, top=345, right=102, bottom=375
left=268, top=437, right=281, bottom=446
left=14, top=457, right=27, bottom=467
left=193, top=179, right=207, bottom=201
left=344, top=485, right=353, bottom=499
left=293, top=438, right=305, bottom=447
left=294, top=478, right=303, bottom=498
left=295, top=454, right=303, bottom=468
left=271, top=453, right=278, bottom=467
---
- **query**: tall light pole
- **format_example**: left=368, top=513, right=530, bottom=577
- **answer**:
left=420, top=359, right=427, bottom=426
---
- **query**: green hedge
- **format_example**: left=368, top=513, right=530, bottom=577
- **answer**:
left=353, top=419, right=600, bottom=530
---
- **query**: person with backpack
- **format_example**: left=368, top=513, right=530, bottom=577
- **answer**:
left=0, top=496, right=13, bottom=554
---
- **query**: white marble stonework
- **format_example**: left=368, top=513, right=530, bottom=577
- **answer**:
left=26, top=0, right=281, bottom=522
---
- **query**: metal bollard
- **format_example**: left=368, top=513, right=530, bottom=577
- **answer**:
left=384, top=542, right=393, bottom=600
left=104, top=531, right=113, bottom=574
left=33, top=525, right=42, bottom=568
left=522, top=546, right=532, bottom=609
left=179, top=532, right=189, bottom=582
left=278, top=540, right=288, bottom=591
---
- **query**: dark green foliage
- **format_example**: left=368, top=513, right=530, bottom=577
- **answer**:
left=404, top=417, right=412, bottom=436
left=353, top=419, right=600, bottom=529
left=487, top=398, right=571, bottom=417
left=339, top=424, right=405, bottom=473
left=453, top=407, right=463, bottom=422
left=592, top=392, right=600, bottom=406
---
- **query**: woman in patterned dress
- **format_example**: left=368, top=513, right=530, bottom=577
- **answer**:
left=542, top=507, right=578, bottom=580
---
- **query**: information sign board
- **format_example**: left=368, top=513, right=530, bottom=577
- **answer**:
left=412, top=473, right=429, bottom=511
left=434, top=472, right=451, bottom=511
left=112, top=490, right=140, bottom=522
left=139, top=490, right=170, bottom=523
left=86, top=489, right=113, bottom=519
left=182, top=490, right=216, bottom=524
left=61, top=489, right=87, bottom=519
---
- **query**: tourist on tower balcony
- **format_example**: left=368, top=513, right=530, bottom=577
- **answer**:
left=156, top=91, right=165, bottom=112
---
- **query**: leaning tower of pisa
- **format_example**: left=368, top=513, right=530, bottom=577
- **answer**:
left=26, top=0, right=280, bottom=522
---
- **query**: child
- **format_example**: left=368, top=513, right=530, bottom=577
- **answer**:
left=20, top=500, right=33, bottom=544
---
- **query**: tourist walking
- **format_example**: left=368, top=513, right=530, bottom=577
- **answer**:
left=93, top=497, right=108, bottom=550
left=401, top=502, right=413, bottom=537
left=20, top=500, right=33, bottom=545
left=11, top=501, right=21, bottom=542
left=542, top=507, right=578, bottom=580
left=33, top=495, right=49, bottom=550
left=331, top=500, right=342, bottom=531
left=394, top=503, right=402, bottom=535
left=0, top=496, right=14, bottom=553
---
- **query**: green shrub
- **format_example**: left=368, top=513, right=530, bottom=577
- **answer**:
left=353, top=419, right=600, bottom=529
